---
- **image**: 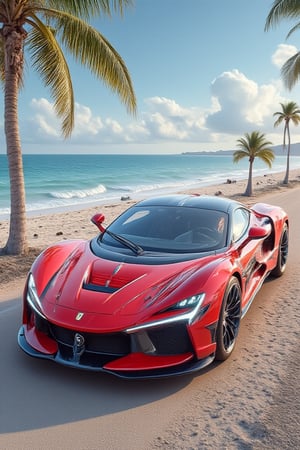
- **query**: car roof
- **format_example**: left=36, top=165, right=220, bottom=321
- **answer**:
left=135, top=194, right=244, bottom=214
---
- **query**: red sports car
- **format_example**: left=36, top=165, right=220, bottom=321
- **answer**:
left=18, top=195, right=288, bottom=379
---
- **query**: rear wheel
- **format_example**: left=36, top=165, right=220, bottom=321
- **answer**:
left=215, top=277, right=241, bottom=361
left=271, top=223, right=288, bottom=278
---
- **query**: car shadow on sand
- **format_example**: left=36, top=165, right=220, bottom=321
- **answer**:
left=0, top=296, right=217, bottom=433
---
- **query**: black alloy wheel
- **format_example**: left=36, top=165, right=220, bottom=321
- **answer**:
left=215, top=276, right=241, bottom=361
left=271, top=223, right=289, bottom=278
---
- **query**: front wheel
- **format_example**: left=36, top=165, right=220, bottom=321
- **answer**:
left=215, top=277, right=241, bottom=361
left=271, top=223, right=288, bottom=278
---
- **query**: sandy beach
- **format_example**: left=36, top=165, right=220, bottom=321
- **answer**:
left=1, top=168, right=300, bottom=289
left=0, top=167, right=300, bottom=449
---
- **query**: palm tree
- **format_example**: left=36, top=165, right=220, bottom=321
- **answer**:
left=273, top=101, right=300, bottom=184
left=265, top=0, right=300, bottom=89
left=233, top=131, right=275, bottom=196
left=0, top=0, right=136, bottom=255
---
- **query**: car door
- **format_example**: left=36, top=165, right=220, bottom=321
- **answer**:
left=230, top=207, right=265, bottom=309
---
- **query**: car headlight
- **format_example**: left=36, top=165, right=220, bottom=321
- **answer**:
left=27, top=273, right=47, bottom=320
left=167, top=294, right=205, bottom=311
left=126, top=293, right=206, bottom=333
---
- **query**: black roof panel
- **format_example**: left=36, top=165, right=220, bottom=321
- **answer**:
left=136, top=195, right=242, bottom=213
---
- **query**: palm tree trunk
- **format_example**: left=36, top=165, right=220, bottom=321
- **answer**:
left=244, top=160, right=253, bottom=196
left=283, top=124, right=290, bottom=185
left=1, top=28, right=27, bottom=255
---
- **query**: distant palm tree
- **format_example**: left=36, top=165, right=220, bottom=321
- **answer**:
left=265, top=0, right=300, bottom=89
left=273, top=101, right=300, bottom=184
left=0, top=0, right=136, bottom=255
left=233, top=131, right=275, bottom=196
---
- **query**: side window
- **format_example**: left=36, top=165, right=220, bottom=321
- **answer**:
left=232, top=208, right=250, bottom=242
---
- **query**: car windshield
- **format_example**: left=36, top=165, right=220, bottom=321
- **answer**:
left=100, top=205, right=228, bottom=253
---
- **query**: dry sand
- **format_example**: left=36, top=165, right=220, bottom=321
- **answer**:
left=0, top=168, right=300, bottom=449
left=1, top=168, right=300, bottom=290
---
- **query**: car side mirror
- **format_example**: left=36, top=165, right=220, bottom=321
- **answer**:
left=91, top=213, right=106, bottom=232
left=248, top=226, right=269, bottom=239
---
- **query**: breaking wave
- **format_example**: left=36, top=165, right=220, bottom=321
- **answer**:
left=49, top=184, right=106, bottom=199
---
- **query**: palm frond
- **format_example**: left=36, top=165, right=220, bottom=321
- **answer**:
left=47, top=0, right=133, bottom=19
left=265, top=0, right=300, bottom=31
left=27, top=14, right=74, bottom=137
left=233, top=149, right=249, bottom=163
left=286, top=20, right=300, bottom=37
left=48, top=10, right=136, bottom=114
left=256, top=150, right=275, bottom=168
left=291, top=115, right=300, bottom=124
left=274, top=101, right=300, bottom=131
left=273, top=113, right=284, bottom=127
left=281, top=51, right=300, bottom=90
left=234, top=131, right=274, bottom=168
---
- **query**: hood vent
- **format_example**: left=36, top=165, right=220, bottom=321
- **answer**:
left=84, top=262, right=147, bottom=293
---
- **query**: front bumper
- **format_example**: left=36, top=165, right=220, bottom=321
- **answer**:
left=18, top=325, right=215, bottom=379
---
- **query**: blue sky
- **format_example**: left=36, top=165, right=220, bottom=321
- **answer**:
left=2, top=0, right=300, bottom=154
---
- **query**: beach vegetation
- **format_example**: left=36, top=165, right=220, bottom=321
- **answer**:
left=233, top=131, right=275, bottom=197
left=273, top=101, right=300, bottom=184
left=0, top=0, right=136, bottom=255
left=265, top=0, right=300, bottom=89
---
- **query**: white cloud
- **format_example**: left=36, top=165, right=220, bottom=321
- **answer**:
left=30, top=98, right=59, bottom=138
left=74, top=103, right=104, bottom=136
left=206, top=69, right=284, bottom=134
left=25, top=95, right=212, bottom=145
left=144, top=97, right=189, bottom=117
left=272, top=44, right=298, bottom=68
left=19, top=45, right=300, bottom=153
left=142, top=97, right=210, bottom=141
left=27, top=99, right=122, bottom=144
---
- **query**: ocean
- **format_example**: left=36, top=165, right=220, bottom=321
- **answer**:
left=1, top=153, right=300, bottom=219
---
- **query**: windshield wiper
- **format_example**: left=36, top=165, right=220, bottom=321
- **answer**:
left=101, top=229, right=144, bottom=255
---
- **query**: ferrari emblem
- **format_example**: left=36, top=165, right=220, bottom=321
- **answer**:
left=73, top=333, right=85, bottom=362
left=75, top=312, right=84, bottom=321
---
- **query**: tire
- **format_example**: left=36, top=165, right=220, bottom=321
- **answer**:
left=215, top=277, right=241, bottom=361
left=271, top=223, right=289, bottom=278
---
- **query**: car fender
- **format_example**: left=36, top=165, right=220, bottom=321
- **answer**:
left=251, top=202, right=288, bottom=246
left=29, top=240, right=87, bottom=296
left=178, top=254, right=241, bottom=324
left=177, top=254, right=242, bottom=359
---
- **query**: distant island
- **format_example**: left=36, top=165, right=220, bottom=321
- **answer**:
left=183, top=150, right=234, bottom=156
left=182, top=143, right=300, bottom=156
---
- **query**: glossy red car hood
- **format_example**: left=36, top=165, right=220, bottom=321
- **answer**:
left=39, top=242, right=219, bottom=330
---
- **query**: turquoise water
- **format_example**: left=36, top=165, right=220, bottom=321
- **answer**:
left=1, top=153, right=299, bottom=218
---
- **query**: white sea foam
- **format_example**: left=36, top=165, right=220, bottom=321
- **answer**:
left=50, top=184, right=106, bottom=199
left=1, top=153, right=300, bottom=220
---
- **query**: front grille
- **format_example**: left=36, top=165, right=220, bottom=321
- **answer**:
left=57, top=344, right=119, bottom=367
left=148, top=323, right=193, bottom=355
left=30, top=304, right=194, bottom=369
left=49, top=324, right=131, bottom=355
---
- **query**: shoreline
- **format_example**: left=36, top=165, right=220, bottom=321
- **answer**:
left=2, top=167, right=300, bottom=250
left=1, top=157, right=300, bottom=221
left=1, top=167, right=300, bottom=288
